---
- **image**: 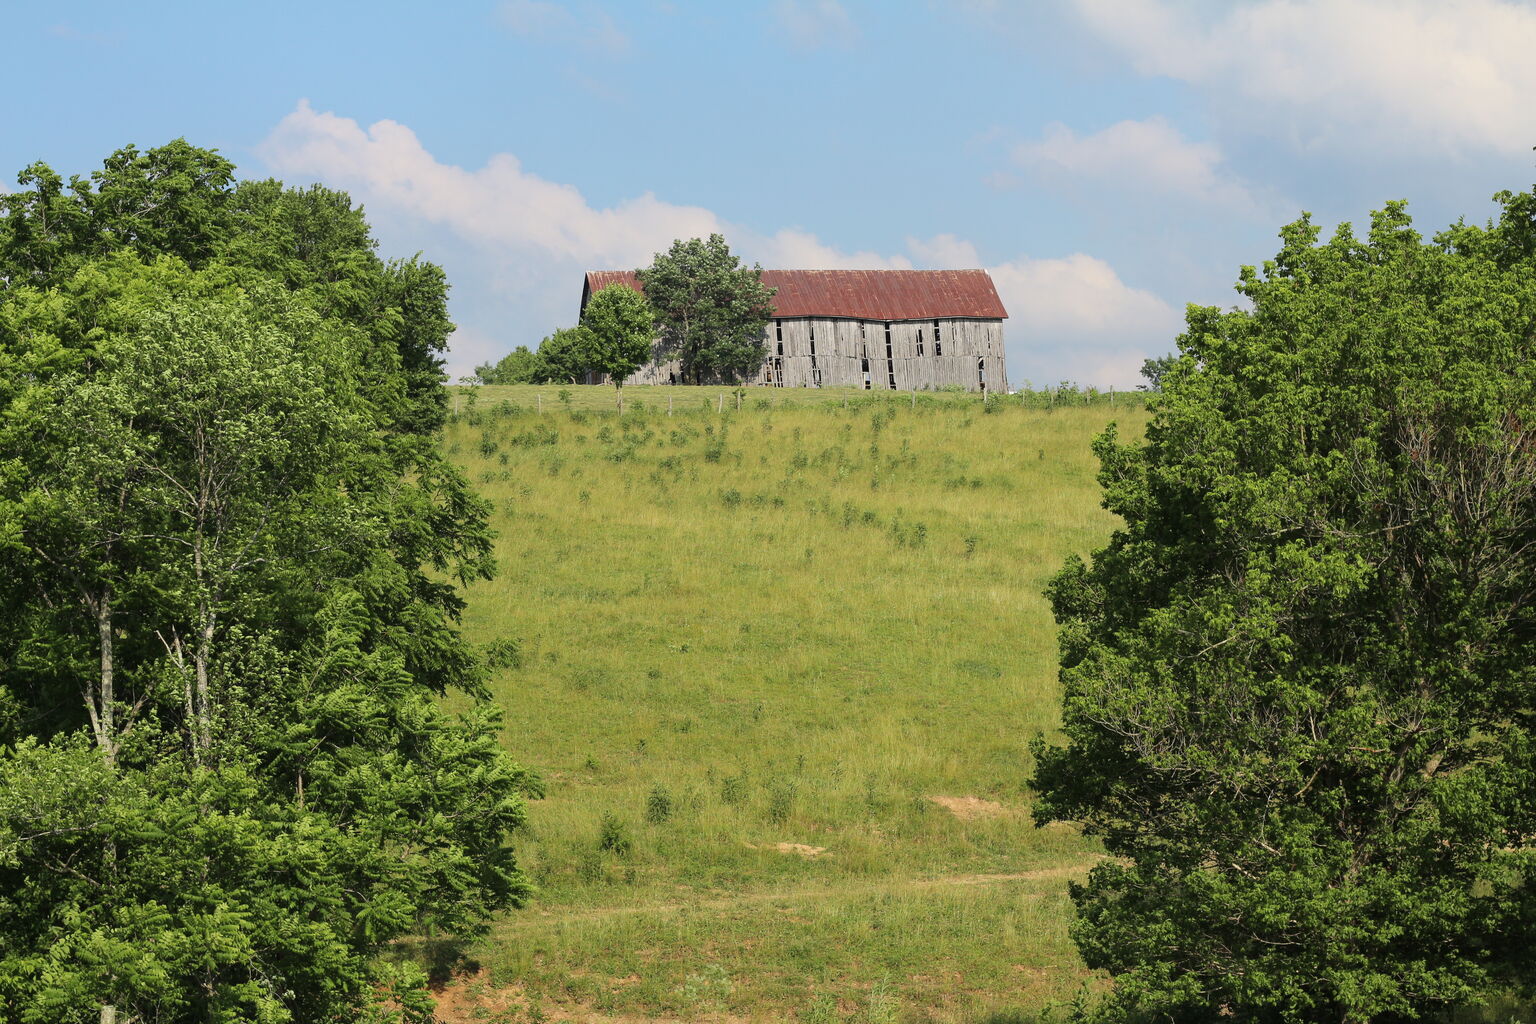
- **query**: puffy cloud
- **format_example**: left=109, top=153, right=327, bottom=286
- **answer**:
left=761, top=228, right=912, bottom=270
left=1071, top=0, right=1536, bottom=156
left=1015, top=116, right=1269, bottom=214
left=987, top=253, right=1182, bottom=389
left=499, top=0, right=629, bottom=53
left=772, top=0, right=858, bottom=51
left=904, top=233, right=983, bottom=270
left=259, top=102, right=1176, bottom=388
left=260, top=101, right=720, bottom=268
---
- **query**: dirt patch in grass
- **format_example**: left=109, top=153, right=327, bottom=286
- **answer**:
left=928, top=794, right=1009, bottom=820
left=429, top=966, right=525, bottom=1022
left=774, top=842, right=828, bottom=858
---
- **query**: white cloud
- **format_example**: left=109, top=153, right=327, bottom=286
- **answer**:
left=1071, top=0, right=1536, bottom=156
left=260, top=101, right=720, bottom=268
left=500, top=0, right=629, bottom=53
left=1015, top=116, right=1267, bottom=214
left=905, top=233, right=983, bottom=269
left=987, top=253, right=1182, bottom=389
left=259, top=102, right=1176, bottom=388
left=773, top=0, right=859, bottom=50
left=762, top=228, right=912, bottom=270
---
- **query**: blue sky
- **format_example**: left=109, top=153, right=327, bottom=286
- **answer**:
left=7, top=1, right=1536, bottom=387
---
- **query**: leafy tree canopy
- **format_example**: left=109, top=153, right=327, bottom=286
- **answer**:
left=535, top=325, right=595, bottom=385
left=635, top=234, right=774, bottom=384
left=0, top=143, right=536, bottom=1022
left=1136, top=352, right=1177, bottom=392
left=0, top=140, right=452, bottom=434
left=1032, top=194, right=1536, bottom=1023
left=579, top=283, right=655, bottom=409
left=475, top=344, right=543, bottom=385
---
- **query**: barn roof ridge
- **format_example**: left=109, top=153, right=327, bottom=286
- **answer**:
left=583, top=268, right=1008, bottom=321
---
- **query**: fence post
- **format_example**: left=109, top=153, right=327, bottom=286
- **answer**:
left=537, top=393, right=542, bottom=414
left=718, top=393, right=724, bottom=414
left=669, top=394, right=674, bottom=416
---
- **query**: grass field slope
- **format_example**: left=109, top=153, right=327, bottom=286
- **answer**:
left=434, top=384, right=1149, bottom=1024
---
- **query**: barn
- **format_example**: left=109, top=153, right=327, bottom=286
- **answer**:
left=580, top=269, right=1009, bottom=392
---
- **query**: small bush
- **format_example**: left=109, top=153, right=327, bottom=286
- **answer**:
left=645, top=784, right=674, bottom=824
left=598, top=812, right=632, bottom=856
left=576, top=846, right=606, bottom=884
left=767, top=781, right=797, bottom=824
left=720, top=773, right=746, bottom=806
left=483, top=637, right=523, bottom=670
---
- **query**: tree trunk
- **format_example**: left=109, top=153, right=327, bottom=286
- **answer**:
left=96, top=594, right=120, bottom=1021
left=193, top=607, right=214, bottom=752
left=86, top=588, right=118, bottom=767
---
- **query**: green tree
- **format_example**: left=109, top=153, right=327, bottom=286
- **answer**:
left=579, top=283, right=655, bottom=411
left=0, top=141, right=451, bottom=435
left=1136, top=352, right=1177, bottom=392
left=535, top=325, right=595, bottom=384
left=0, top=146, right=536, bottom=1022
left=475, top=344, right=544, bottom=384
left=1031, top=197, right=1536, bottom=1023
left=635, top=234, right=775, bottom=384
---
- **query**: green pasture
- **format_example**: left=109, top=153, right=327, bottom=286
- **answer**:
left=436, top=385, right=1148, bottom=1022
left=450, top=382, right=1144, bottom=415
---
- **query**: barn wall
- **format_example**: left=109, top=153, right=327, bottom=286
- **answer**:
left=623, top=316, right=1007, bottom=391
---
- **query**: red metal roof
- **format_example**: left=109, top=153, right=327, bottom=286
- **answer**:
left=583, top=269, right=1007, bottom=321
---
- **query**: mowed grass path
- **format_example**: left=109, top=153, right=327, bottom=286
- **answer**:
left=437, top=385, right=1148, bottom=1023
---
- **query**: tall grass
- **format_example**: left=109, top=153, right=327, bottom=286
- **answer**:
left=437, top=385, right=1148, bottom=1022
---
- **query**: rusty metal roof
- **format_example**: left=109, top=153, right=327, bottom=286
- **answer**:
left=583, top=269, right=1007, bottom=321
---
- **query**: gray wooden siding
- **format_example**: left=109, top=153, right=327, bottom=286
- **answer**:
left=622, top=316, right=1007, bottom=392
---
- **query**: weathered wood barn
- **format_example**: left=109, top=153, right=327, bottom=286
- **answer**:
left=580, top=269, right=1009, bottom=392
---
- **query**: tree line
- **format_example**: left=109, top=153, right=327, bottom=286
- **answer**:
left=0, top=141, right=536, bottom=1022
left=474, top=233, right=776, bottom=397
left=1035, top=192, right=1536, bottom=1022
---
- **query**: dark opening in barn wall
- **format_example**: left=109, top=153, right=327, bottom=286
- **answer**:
left=884, top=322, right=896, bottom=390
left=808, top=324, right=821, bottom=387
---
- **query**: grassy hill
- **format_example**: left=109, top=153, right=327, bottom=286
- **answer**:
left=432, top=384, right=1149, bottom=1023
